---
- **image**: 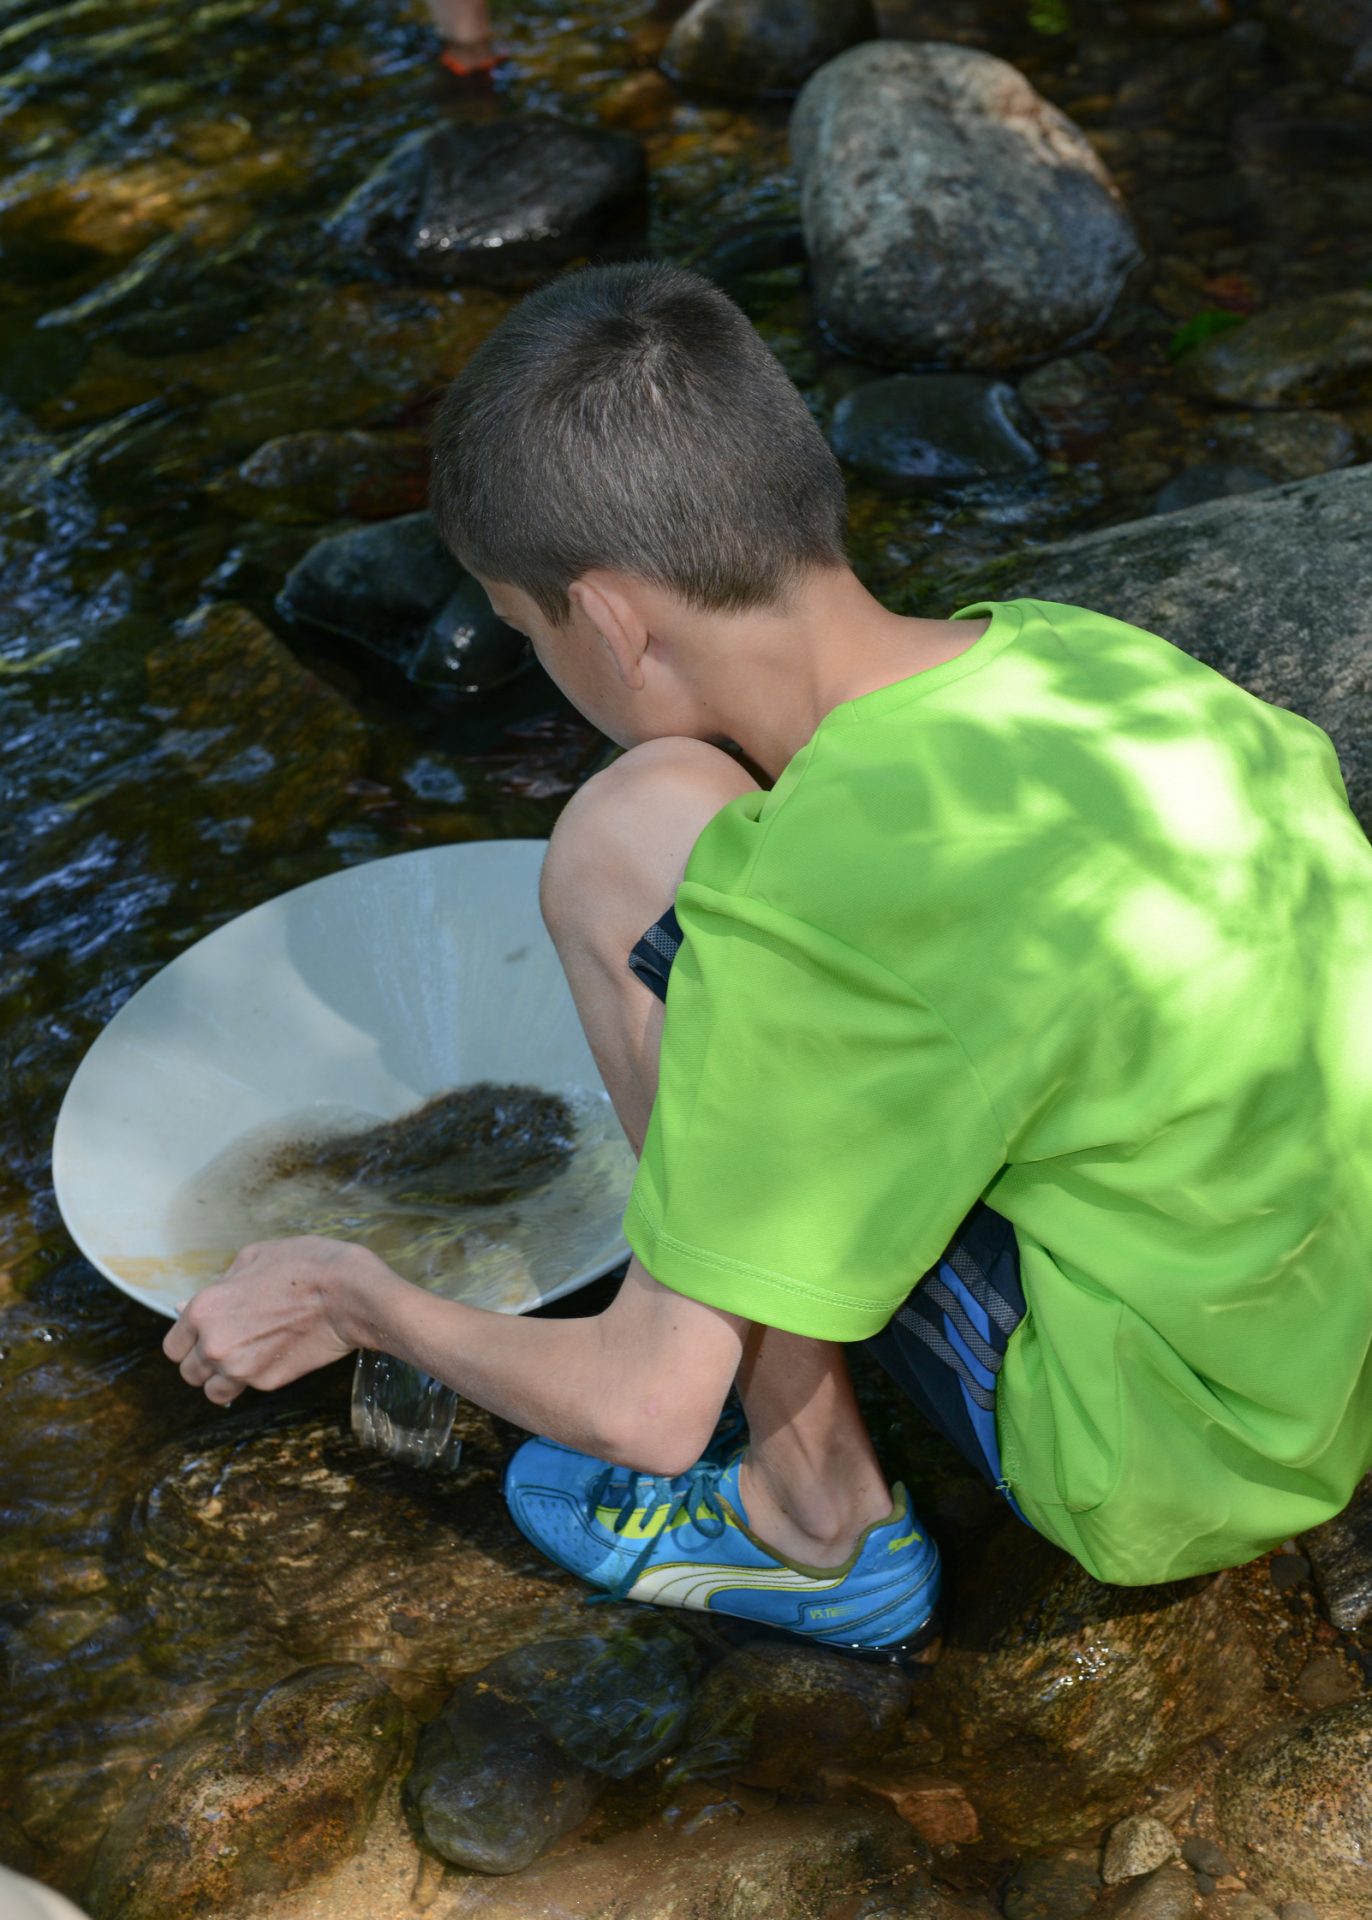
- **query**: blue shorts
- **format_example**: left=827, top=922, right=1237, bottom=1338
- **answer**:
left=630, top=905, right=1030, bottom=1524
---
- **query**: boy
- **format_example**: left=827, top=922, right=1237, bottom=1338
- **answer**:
left=165, top=263, right=1372, bottom=1656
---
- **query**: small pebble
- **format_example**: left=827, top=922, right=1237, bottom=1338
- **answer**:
left=1279, top=1906, right=1323, bottom=1920
left=1104, top=1815, right=1182, bottom=1884
left=1182, top=1838, right=1236, bottom=1878
left=1195, top=1875, right=1217, bottom=1896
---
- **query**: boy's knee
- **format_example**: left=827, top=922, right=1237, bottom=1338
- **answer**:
left=540, top=738, right=757, bottom=942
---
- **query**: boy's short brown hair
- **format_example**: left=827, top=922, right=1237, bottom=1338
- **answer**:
left=429, top=261, right=848, bottom=625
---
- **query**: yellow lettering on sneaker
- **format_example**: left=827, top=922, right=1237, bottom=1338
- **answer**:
left=595, top=1504, right=680, bottom=1541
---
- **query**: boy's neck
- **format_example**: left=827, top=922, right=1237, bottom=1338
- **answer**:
left=668, top=567, right=990, bottom=780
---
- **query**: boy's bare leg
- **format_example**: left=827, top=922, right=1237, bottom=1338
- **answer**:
left=540, top=738, right=894, bottom=1567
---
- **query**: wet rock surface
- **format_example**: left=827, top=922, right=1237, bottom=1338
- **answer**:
left=146, top=602, right=369, bottom=853
left=414, top=579, right=534, bottom=695
left=1301, top=1473, right=1372, bottom=1631
left=925, top=1530, right=1267, bottom=1845
left=1175, top=290, right=1372, bottom=408
left=329, top=117, right=647, bottom=288
left=1215, top=1698, right=1372, bottom=1914
left=790, top=41, right=1144, bottom=368
left=126, top=1405, right=591, bottom=1705
left=673, top=1640, right=911, bottom=1790
left=84, top=1664, right=405, bottom=1920
left=931, top=462, right=1372, bottom=830
left=278, top=511, right=464, bottom=654
left=442, top=1801, right=925, bottom=1920
left=406, top=1621, right=700, bottom=1871
left=1206, top=409, right=1355, bottom=482
left=1108, top=1864, right=1200, bottom=1920
left=1002, top=1848, right=1104, bottom=1920
left=827, top=375, right=1043, bottom=490
left=661, top=0, right=876, bottom=98
left=277, top=511, right=534, bottom=694
left=215, top=429, right=430, bottom=525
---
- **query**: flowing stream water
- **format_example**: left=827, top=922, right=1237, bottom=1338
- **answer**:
left=2, top=0, right=1370, bottom=1905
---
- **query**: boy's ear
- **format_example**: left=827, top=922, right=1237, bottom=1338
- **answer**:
left=568, top=575, right=647, bottom=691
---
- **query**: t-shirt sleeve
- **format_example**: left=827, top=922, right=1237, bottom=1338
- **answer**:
left=623, top=877, right=1007, bottom=1341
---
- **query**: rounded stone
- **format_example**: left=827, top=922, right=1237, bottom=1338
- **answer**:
left=1103, top=1814, right=1182, bottom=1883
left=790, top=41, right=1144, bottom=370
left=661, top=0, right=876, bottom=98
left=827, top=374, right=1042, bottom=490
left=1215, top=1697, right=1372, bottom=1914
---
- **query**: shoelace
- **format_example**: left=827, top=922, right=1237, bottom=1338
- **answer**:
left=586, top=1459, right=731, bottom=1605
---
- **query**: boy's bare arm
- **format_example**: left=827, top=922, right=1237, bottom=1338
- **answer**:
left=162, top=1240, right=747, bottom=1478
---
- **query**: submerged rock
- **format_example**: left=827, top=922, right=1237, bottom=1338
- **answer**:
left=414, top=581, right=533, bottom=695
left=1215, top=1698, right=1372, bottom=1914
left=128, top=1408, right=591, bottom=1707
left=216, top=429, right=430, bottom=525
left=278, top=513, right=531, bottom=693
left=790, top=41, right=1143, bottom=369
left=930, top=462, right=1372, bottom=830
left=146, top=603, right=369, bottom=855
left=1110, top=1864, right=1201, bottom=1920
left=423, top=1800, right=923, bottom=1917
left=329, top=117, right=646, bottom=288
left=279, top=511, right=463, bottom=648
left=672, top=1640, right=910, bottom=1790
left=1175, top=290, right=1372, bottom=408
left=925, top=1534, right=1265, bottom=1845
left=405, top=1622, right=700, bottom=1872
left=85, top=1665, right=405, bottom=1920
left=661, top=0, right=876, bottom=98
left=1206, top=409, right=1355, bottom=482
left=1302, top=1473, right=1372, bottom=1630
left=1001, top=1848, right=1103, bottom=1920
left=1259, top=0, right=1372, bottom=47
left=828, top=373, right=1043, bottom=489
left=1152, top=462, right=1275, bottom=514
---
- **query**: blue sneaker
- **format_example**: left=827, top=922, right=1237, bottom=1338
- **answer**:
left=503, top=1437, right=941, bottom=1658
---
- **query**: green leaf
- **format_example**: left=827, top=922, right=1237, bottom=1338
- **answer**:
left=1167, top=309, right=1248, bottom=360
left=1028, top=0, right=1072, bottom=31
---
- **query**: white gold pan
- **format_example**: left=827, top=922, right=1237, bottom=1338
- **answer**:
left=52, top=840, right=633, bottom=1322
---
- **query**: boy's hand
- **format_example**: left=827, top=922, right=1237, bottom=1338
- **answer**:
left=162, top=1236, right=392, bottom=1406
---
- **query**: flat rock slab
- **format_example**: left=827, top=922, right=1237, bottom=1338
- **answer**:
left=330, top=116, right=647, bottom=288
left=790, top=41, right=1144, bottom=369
left=929, top=462, right=1372, bottom=830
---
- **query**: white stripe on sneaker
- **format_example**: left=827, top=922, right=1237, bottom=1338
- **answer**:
left=627, top=1561, right=848, bottom=1609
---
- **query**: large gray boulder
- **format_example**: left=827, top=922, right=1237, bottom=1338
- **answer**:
left=926, top=462, right=1372, bottom=830
left=790, top=41, right=1144, bottom=370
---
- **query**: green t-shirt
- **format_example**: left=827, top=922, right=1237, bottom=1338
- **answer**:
left=624, top=597, right=1372, bottom=1586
